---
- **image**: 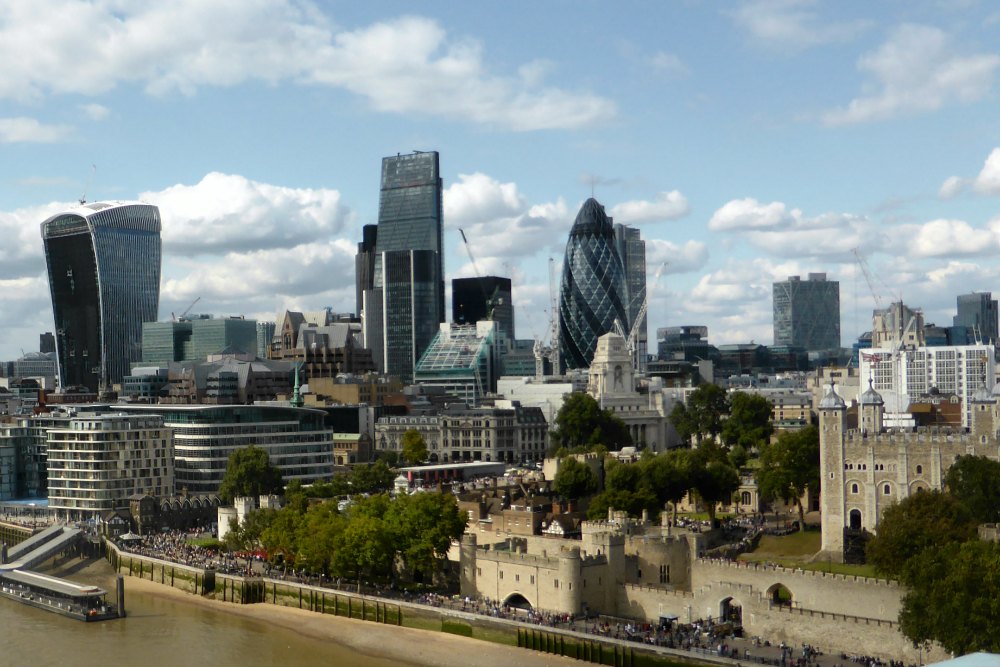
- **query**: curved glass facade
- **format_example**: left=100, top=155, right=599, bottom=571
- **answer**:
left=559, top=198, right=628, bottom=369
left=42, top=202, right=161, bottom=392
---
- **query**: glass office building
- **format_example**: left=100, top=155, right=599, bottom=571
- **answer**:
left=772, top=273, right=841, bottom=352
left=614, top=224, right=647, bottom=371
left=559, top=198, right=628, bottom=370
left=362, top=152, right=445, bottom=382
left=41, top=202, right=161, bottom=393
left=452, top=276, right=514, bottom=341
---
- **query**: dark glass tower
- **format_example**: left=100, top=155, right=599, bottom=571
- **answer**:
left=954, top=292, right=999, bottom=343
left=772, top=273, right=840, bottom=352
left=559, top=198, right=628, bottom=370
left=614, top=224, right=647, bottom=371
left=452, top=276, right=514, bottom=340
left=41, top=202, right=161, bottom=393
left=355, top=224, right=377, bottom=317
left=362, top=152, right=444, bottom=382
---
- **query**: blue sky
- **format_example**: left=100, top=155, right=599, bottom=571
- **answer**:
left=2, top=0, right=1000, bottom=361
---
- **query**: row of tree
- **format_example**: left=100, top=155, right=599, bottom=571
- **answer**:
left=865, top=455, right=1000, bottom=655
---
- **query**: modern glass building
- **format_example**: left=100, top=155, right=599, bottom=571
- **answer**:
left=614, top=224, right=648, bottom=371
left=772, top=273, right=841, bottom=352
left=41, top=202, right=162, bottom=393
left=954, top=292, right=999, bottom=344
left=413, top=321, right=500, bottom=406
left=361, top=152, right=444, bottom=383
left=141, top=316, right=258, bottom=365
left=452, top=276, right=514, bottom=340
left=559, top=198, right=628, bottom=370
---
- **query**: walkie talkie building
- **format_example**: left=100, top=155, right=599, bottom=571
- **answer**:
left=41, top=201, right=162, bottom=393
left=559, top=198, right=628, bottom=370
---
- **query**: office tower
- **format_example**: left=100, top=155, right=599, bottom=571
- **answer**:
left=39, top=332, right=55, bottom=354
left=41, top=202, right=161, bottom=393
left=954, top=292, right=999, bottom=343
left=452, top=276, right=514, bottom=339
left=361, top=152, right=444, bottom=383
left=141, top=316, right=258, bottom=364
left=614, top=224, right=647, bottom=371
left=355, top=224, right=378, bottom=318
left=256, top=321, right=276, bottom=359
left=559, top=198, right=628, bottom=370
left=772, top=273, right=840, bottom=352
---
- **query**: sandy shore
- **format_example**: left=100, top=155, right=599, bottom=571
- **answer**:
left=120, top=572, right=581, bottom=667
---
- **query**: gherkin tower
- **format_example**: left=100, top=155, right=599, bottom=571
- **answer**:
left=558, top=198, right=628, bottom=369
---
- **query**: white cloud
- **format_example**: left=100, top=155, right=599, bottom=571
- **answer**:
left=0, top=116, right=72, bottom=143
left=904, top=218, right=999, bottom=258
left=444, top=172, right=526, bottom=227
left=646, top=239, right=708, bottom=275
left=939, top=175, right=967, bottom=199
left=0, top=4, right=613, bottom=131
left=0, top=200, right=69, bottom=277
left=973, top=148, right=1000, bottom=195
left=649, top=52, right=689, bottom=77
left=824, top=24, right=1000, bottom=126
left=708, top=198, right=797, bottom=231
left=609, top=191, right=690, bottom=224
left=79, top=103, right=110, bottom=121
left=140, top=172, right=354, bottom=255
left=729, top=0, right=869, bottom=50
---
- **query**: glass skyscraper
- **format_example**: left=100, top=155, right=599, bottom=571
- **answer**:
left=361, top=152, right=444, bottom=383
left=559, top=198, right=628, bottom=370
left=954, top=292, right=998, bottom=344
left=614, top=224, right=647, bottom=371
left=772, top=273, right=841, bottom=352
left=41, top=201, right=162, bottom=393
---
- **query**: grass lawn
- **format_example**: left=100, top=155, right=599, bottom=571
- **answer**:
left=738, top=529, right=880, bottom=578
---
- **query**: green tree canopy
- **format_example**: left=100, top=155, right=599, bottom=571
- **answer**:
left=550, top=392, right=632, bottom=453
left=553, top=456, right=599, bottom=501
left=721, top=392, right=774, bottom=450
left=691, top=459, right=740, bottom=526
left=899, top=540, right=1000, bottom=655
left=385, top=492, right=467, bottom=581
left=865, top=490, right=978, bottom=580
left=669, top=383, right=728, bottom=444
left=218, top=446, right=284, bottom=504
left=350, top=460, right=397, bottom=494
left=400, top=429, right=428, bottom=465
left=755, top=425, right=819, bottom=530
left=945, top=455, right=1000, bottom=523
left=331, top=514, right=394, bottom=590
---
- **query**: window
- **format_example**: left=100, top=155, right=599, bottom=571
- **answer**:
left=530, top=575, right=535, bottom=584
left=851, top=483, right=859, bottom=494
left=915, top=465, right=923, bottom=474
left=554, top=579, right=559, bottom=588
left=883, top=484, right=891, bottom=495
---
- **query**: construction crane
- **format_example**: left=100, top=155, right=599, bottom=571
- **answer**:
left=78, top=164, right=96, bottom=205
left=534, top=258, right=561, bottom=378
left=172, top=296, right=201, bottom=322
left=615, top=261, right=666, bottom=370
left=852, top=248, right=884, bottom=312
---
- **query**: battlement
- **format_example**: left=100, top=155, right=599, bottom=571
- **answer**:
left=772, top=604, right=897, bottom=628
left=843, top=427, right=973, bottom=447
left=477, top=546, right=608, bottom=568
left=695, top=558, right=900, bottom=588
left=624, top=583, right=693, bottom=598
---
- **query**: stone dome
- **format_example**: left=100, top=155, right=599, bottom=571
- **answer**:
left=859, top=379, right=883, bottom=406
left=819, top=385, right=846, bottom=409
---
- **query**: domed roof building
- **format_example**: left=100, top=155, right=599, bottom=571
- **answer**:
left=558, top=198, right=628, bottom=370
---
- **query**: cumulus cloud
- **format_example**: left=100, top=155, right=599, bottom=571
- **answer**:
left=610, top=191, right=690, bottom=224
left=0, top=116, right=72, bottom=143
left=708, top=198, right=797, bottom=231
left=0, top=3, right=613, bottom=131
left=646, top=239, right=708, bottom=275
left=903, top=218, right=999, bottom=258
left=729, top=0, right=869, bottom=50
left=939, top=175, right=967, bottom=199
left=140, top=172, right=354, bottom=255
left=824, top=24, right=1000, bottom=126
left=79, top=103, right=110, bottom=121
left=0, top=200, right=70, bottom=278
left=973, top=148, right=1000, bottom=195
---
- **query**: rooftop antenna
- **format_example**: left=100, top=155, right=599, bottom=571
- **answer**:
left=79, top=164, right=97, bottom=205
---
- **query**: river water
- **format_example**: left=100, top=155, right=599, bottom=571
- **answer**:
left=1, top=559, right=401, bottom=667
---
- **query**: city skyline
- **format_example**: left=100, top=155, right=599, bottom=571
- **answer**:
left=3, top=2, right=1000, bottom=359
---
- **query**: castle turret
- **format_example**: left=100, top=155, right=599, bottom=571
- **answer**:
left=859, top=379, right=884, bottom=434
left=459, top=533, right=477, bottom=598
left=558, top=547, right=583, bottom=614
left=819, top=384, right=847, bottom=560
left=970, top=382, right=996, bottom=443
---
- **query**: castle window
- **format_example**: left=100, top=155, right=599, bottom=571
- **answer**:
left=530, top=575, right=535, bottom=584
left=499, top=571, right=503, bottom=580
left=515, top=574, right=520, bottom=582
left=916, top=465, right=923, bottom=474
left=554, top=579, right=559, bottom=588
left=883, top=484, right=891, bottom=495
left=851, top=483, right=859, bottom=494
left=660, top=565, right=669, bottom=584
left=477, top=568, right=481, bottom=576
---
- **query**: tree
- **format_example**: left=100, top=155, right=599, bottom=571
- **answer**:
left=899, top=540, right=1000, bottom=655
left=218, top=446, right=284, bottom=504
left=865, top=490, right=977, bottom=580
left=553, top=456, right=599, bottom=500
left=331, top=514, right=394, bottom=591
left=384, top=492, right=467, bottom=582
left=691, top=459, right=740, bottom=526
left=296, top=503, right=345, bottom=576
left=721, top=392, right=774, bottom=450
left=350, top=460, right=397, bottom=494
left=223, top=507, right=276, bottom=552
left=400, top=429, right=428, bottom=465
left=641, top=449, right=692, bottom=527
left=944, top=455, right=1000, bottom=523
left=550, top=392, right=632, bottom=453
left=755, top=426, right=819, bottom=530
left=669, top=383, right=728, bottom=444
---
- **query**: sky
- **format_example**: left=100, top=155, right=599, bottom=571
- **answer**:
left=2, top=0, right=1000, bottom=361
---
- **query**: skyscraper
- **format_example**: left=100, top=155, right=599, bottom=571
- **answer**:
left=559, top=198, right=628, bottom=370
left=41, top=201, right=162, bottom=393
left=360, top=152, right=444, bottom=382
left=452, top=276, right=514, bottom=340
left=772, top=273, right=840, bottom=352
left=355, top=224, right=377, bottom=318
left=954, top=292, right=999, bottom=343
left=614, top=224, right=647, bottom=371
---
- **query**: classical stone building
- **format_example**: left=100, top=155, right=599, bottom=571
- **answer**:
left=819, top=381, right=1000, bottom=561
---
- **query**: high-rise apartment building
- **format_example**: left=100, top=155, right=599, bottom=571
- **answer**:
left=41, top=202, right=162, bottom=393
left=559, top=198, right=628, bottom=370
left=614, top=224, right=647, bottom=371
left=954, top=292, right=999, bottom=343
left=360, top=152, right=444, bottom=383
left=452, top=276, right=514, bottom=340
left=772, top=273, right=840, bottom=352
